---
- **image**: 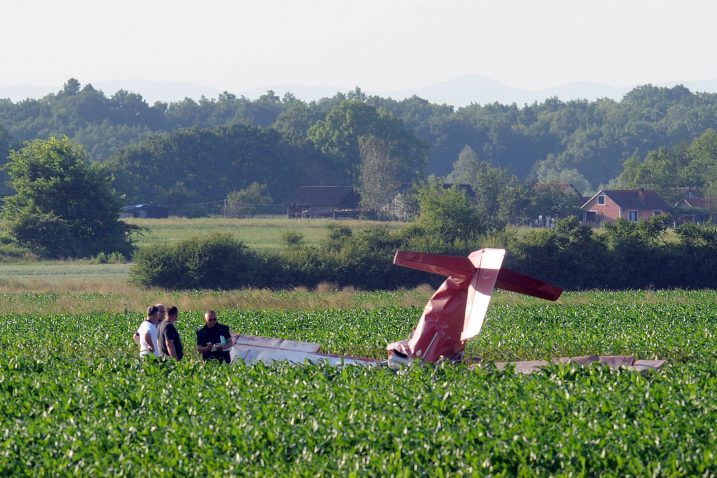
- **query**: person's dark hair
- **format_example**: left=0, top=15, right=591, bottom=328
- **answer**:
left=167, top=306, right=178, bottom=317
left=147, top=305, right=159, bottom=316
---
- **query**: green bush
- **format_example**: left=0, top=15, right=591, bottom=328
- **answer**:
left=130, top=234, right=262, bottom=289
left=90, top=251, right=127, bottom=264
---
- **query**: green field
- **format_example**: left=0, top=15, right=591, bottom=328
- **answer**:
left=0, top=217, right=406, bottom=289
left=2, top=290, right=717, bottom=475
left=124, top=216, right=406, bottom=251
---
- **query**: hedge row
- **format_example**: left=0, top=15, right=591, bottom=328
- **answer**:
left=130, top=218, right=717, bottom=291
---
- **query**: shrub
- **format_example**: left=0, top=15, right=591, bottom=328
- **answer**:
left=131, top=234, right=261, bottom=289
left=280, top=230, right=305, bottom=248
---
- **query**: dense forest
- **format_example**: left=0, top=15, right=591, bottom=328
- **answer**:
left=2, top=78, right=717, bottom=210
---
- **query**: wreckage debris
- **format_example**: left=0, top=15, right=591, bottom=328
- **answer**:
left=482, top=355, right=667, bottom=374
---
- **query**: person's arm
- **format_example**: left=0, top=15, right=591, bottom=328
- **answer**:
left=144, top=332, right=153, bottom=352
left=166, top=339, right=178, bottom=359
left=196, top=329, right=214, bottom=354
left=219, top=327, right=234, bottom=350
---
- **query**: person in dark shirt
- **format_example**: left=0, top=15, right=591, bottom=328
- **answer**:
left=196, top=310, right=233, bottom=363
left=158, top=306, right=183, bottom=361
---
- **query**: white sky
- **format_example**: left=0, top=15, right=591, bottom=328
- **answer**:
left=2, top=0, right=716, bottom=92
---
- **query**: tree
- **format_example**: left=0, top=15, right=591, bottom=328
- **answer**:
left=308, top=100, right=427, bottom=184
left=358, top=135, right=401, bottom=215
left=1, top=137, right=136, bottom=258
left=224, top=182, right=272, bottom=217
left=61, top=78, right=81, bottom=96
left=410, top=180, right=489, bottom=248
left=446, top=145, right=516, bottom=227
left=0, top=123, right=11, bottom=196
left=446, top=145, right=481, bottom=184
left=529, top=182, right=584, bottom=223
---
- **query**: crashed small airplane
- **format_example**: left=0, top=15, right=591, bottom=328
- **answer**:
left=228, top=248, right=666, bottom=373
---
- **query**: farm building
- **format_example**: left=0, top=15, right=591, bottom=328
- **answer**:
left=673, top=196, right=717, bottom=224
left=285, top=186, right=361, bottom=219
left=581, top=189, right=669, bottom=226
left=120, top=204, right=169, bottom=219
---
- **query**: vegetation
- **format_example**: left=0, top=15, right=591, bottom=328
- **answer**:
left=616, top=128, right=717, bottom=203
left=4, top=80, right=717, bottom=217
left=1, top=137, right=136, bottom=258
left=106, top=123, right=334, bottom=216
left=2, top=291, right=717, bottom=475
left=224, top=182, right=272, bottom=218
left=122, top=217, right=406, bottom=251
left=131, top=234, right=260, bottom=289
left=127, top=211, right=717, bottom=291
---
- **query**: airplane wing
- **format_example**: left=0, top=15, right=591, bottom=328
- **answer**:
left=393, top=250, right=474, bottom=278
left=229, top=335, right=379, bottom=366
left=496, top=267, right=563, bottom=301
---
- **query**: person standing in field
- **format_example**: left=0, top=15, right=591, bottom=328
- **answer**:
left=158, top=306, right=184, bottom=361
left=137, top=305, right=161, bottom=358
left=133, top=303, right=166, bottom=345
left=196, top=310, right=233, bottom=363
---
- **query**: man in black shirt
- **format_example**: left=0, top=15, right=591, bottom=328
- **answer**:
left=196, top=310, right=233, bottom=363
left=158, top=306, right=184, bottom=361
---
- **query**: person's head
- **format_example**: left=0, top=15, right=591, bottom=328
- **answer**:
left=147, top=305, right=161, bottom=323
left=155, top=303, right=167, bottom=321
left=204, top=310, right=218, bottom=328
left=167, top=306, right=179, bottom=323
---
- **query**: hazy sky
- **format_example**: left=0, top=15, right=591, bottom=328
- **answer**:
left=2, top=0, right=716, bottom=93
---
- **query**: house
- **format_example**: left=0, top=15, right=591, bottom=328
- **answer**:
left=286, top=186, right=361, bottom=219
left=581, top=189, right=669, bottom=226
left=673, top=196, right=717, bottom=224
left=120, top=204, right=169, bottom=219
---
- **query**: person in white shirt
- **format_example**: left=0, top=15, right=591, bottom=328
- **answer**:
left=133, top=304, right=165, bottom=345
left=137, top=305, right=161, bottom=358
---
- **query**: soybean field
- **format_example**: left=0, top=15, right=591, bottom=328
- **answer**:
left=2, top=291, right=717, bottom=475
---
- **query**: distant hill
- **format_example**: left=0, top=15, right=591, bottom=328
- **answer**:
left=387, top=76, right=630, bottom=106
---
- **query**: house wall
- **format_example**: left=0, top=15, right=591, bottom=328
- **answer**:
left=582, top=194, right=622, bottom=224
left=582, top=193, right=667, bottom=225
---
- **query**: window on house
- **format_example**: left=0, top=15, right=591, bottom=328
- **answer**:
left=628, top=210, right=638, bottom=221
left=584, top=211, right=597, bottom=222
left=597, top=195, right=605, bottom=205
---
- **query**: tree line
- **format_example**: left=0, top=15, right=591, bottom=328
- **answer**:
left=2, top=138, right=716, bottom=291
left=3, top=79, right=717, bottom=199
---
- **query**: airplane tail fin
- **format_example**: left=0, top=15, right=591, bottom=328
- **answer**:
left=393, top=248, right=564, bottom=346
